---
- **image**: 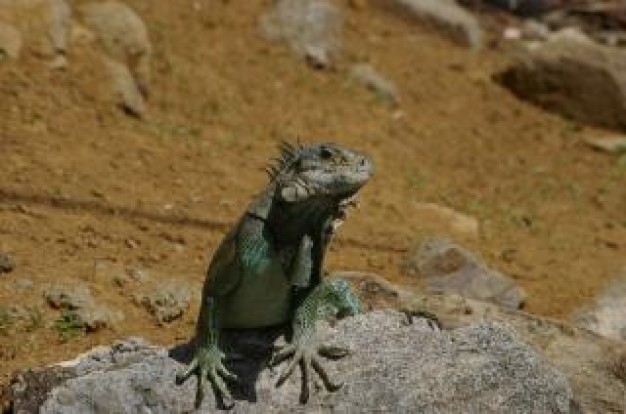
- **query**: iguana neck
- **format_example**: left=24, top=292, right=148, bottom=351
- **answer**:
left=267, top=197, right=338, bottom=246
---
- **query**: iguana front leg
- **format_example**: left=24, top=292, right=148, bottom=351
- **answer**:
left=175, top=296, right=238, bottom=408
left=270, top=278, right=361, bottom=403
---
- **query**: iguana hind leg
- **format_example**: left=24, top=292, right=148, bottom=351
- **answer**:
left=269, top=278, right=361, bottom=403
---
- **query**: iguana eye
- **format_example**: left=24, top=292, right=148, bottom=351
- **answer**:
left=320, top=147, right=333, bottom=159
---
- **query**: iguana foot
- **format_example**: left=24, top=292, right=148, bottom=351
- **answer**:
left=176, top=345, right=238, bottom=409
left=269, top=341, right=349, bottom=403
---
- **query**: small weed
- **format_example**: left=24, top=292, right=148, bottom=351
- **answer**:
left=25, top=308, right=44, bottom=332
left=0, top=308, right=14, bottom=335
left=53, top=311, right=85, bottom=343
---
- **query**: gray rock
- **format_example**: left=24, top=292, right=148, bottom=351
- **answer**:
left=571, top=267, right=626, bottom=341
left=350, top=64, right=400, bottom=105
left=134, top=281, right=191, bottom=324
left=43, top=281, right=122, bottom=331
left=0, top=21, right=21, bottom=60
left=385, top=0, right=483, bottom=49
left=44, top=283, right=94, bottom=310
left=0, top=251, right=14, bottom=273
left=499, top=29, right=626, bottom=131
left=15, top=310, right=573, bottom=413
left=404, top=237, right=526, bottom=308
left=78, top=1, right=151, bottom=117
left=260, top=0, right=342, bottom=69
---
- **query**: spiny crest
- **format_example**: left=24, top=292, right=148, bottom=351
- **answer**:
left=265, top=140, right=305, bottom=180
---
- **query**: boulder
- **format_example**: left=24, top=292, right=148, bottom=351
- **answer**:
left=499, top=29, right=626, bottom=131
left=396, top=288, right=626, bottom=413
left=8, top=311, right=574, bottom=413
left=260, top=0, right=342, bottom=69
left=403, top=237, right=526, bottom=308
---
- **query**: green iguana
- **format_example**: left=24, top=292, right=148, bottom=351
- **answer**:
left=176, top=142, right=374, bottom=408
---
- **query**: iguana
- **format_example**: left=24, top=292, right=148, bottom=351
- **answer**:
left=176, top=142, right=374, bottom=408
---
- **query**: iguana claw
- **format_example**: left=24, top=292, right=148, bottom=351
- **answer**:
left=269, top=342, right=348, bottom=404
left=176, top=345, right=238, bottom=409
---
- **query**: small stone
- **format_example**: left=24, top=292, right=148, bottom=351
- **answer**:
left=0, top=251, right=15, bottom=273
left=584, top=137, right=626, bottom=154
left=13, top=279, right=34, bottom=291
left=44, top=283, right=94, bottom=310
left=350, top=64, right=400, bottom=106
left=413, top=203, right=480, bottom=240
left=135, top=281, right=191, bottom=324
left=0, top=22, right=22, bottom=60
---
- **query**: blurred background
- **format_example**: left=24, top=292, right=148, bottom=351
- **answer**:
left=0, top=0, right=624, bottom=390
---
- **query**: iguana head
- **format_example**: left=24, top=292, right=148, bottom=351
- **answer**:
left=268, top=142, right=374, bottom=204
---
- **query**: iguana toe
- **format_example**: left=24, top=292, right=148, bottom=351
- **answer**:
left=270, top=341, right=348, bottom=403
left=175, top=345, right=237, bottom=409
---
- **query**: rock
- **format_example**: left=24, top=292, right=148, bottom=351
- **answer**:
left=9, top=311, right=574, bottom=413
left=398, top=290, right=626, bottom=414
left=403, top=237, right=526, bottom=308
left=260, top=0, right=342, bottom=69
left=134, top=281, right=191, bottom=324
left=12, top=278, right=34, bottom=291
left=571, top=267, right=626, bottom=341
left=0, top=21, right=21, bottom=60
left=0, top=251, right=14, bottom=273
left=413, top=202, right=480, bottom=240
left=384, top=0, right=483, bottom=49
left=44, top=283, right=94, bottom=310
left=350, top=64, right=400, bottom=106
left=485, top=0, right=561, bottom=16
left=44, top=282, right=122, bottom=331
left=498, top=29, right=626, bottom=131
left=78, top=2, right=151, bottom=117
left=584, top=136, right=626, bottom=154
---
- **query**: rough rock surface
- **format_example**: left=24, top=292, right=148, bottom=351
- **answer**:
left=8, top=310, right=574, bottom=413
left=343, top=276, right=625, bottom=414
left=260, top=0, right=342, bottom=69
left=572, top=267, right=626, bottom=341
left=78, top=1, right=151, bottom=117
left=381, top=0, right=482, bottom=49
left=404, top=236, right=526, bottom=308
left=499, top=29, right=626, bottom=131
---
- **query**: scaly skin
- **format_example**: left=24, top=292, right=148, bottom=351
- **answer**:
left=176, top=142, right=374, bottom=408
